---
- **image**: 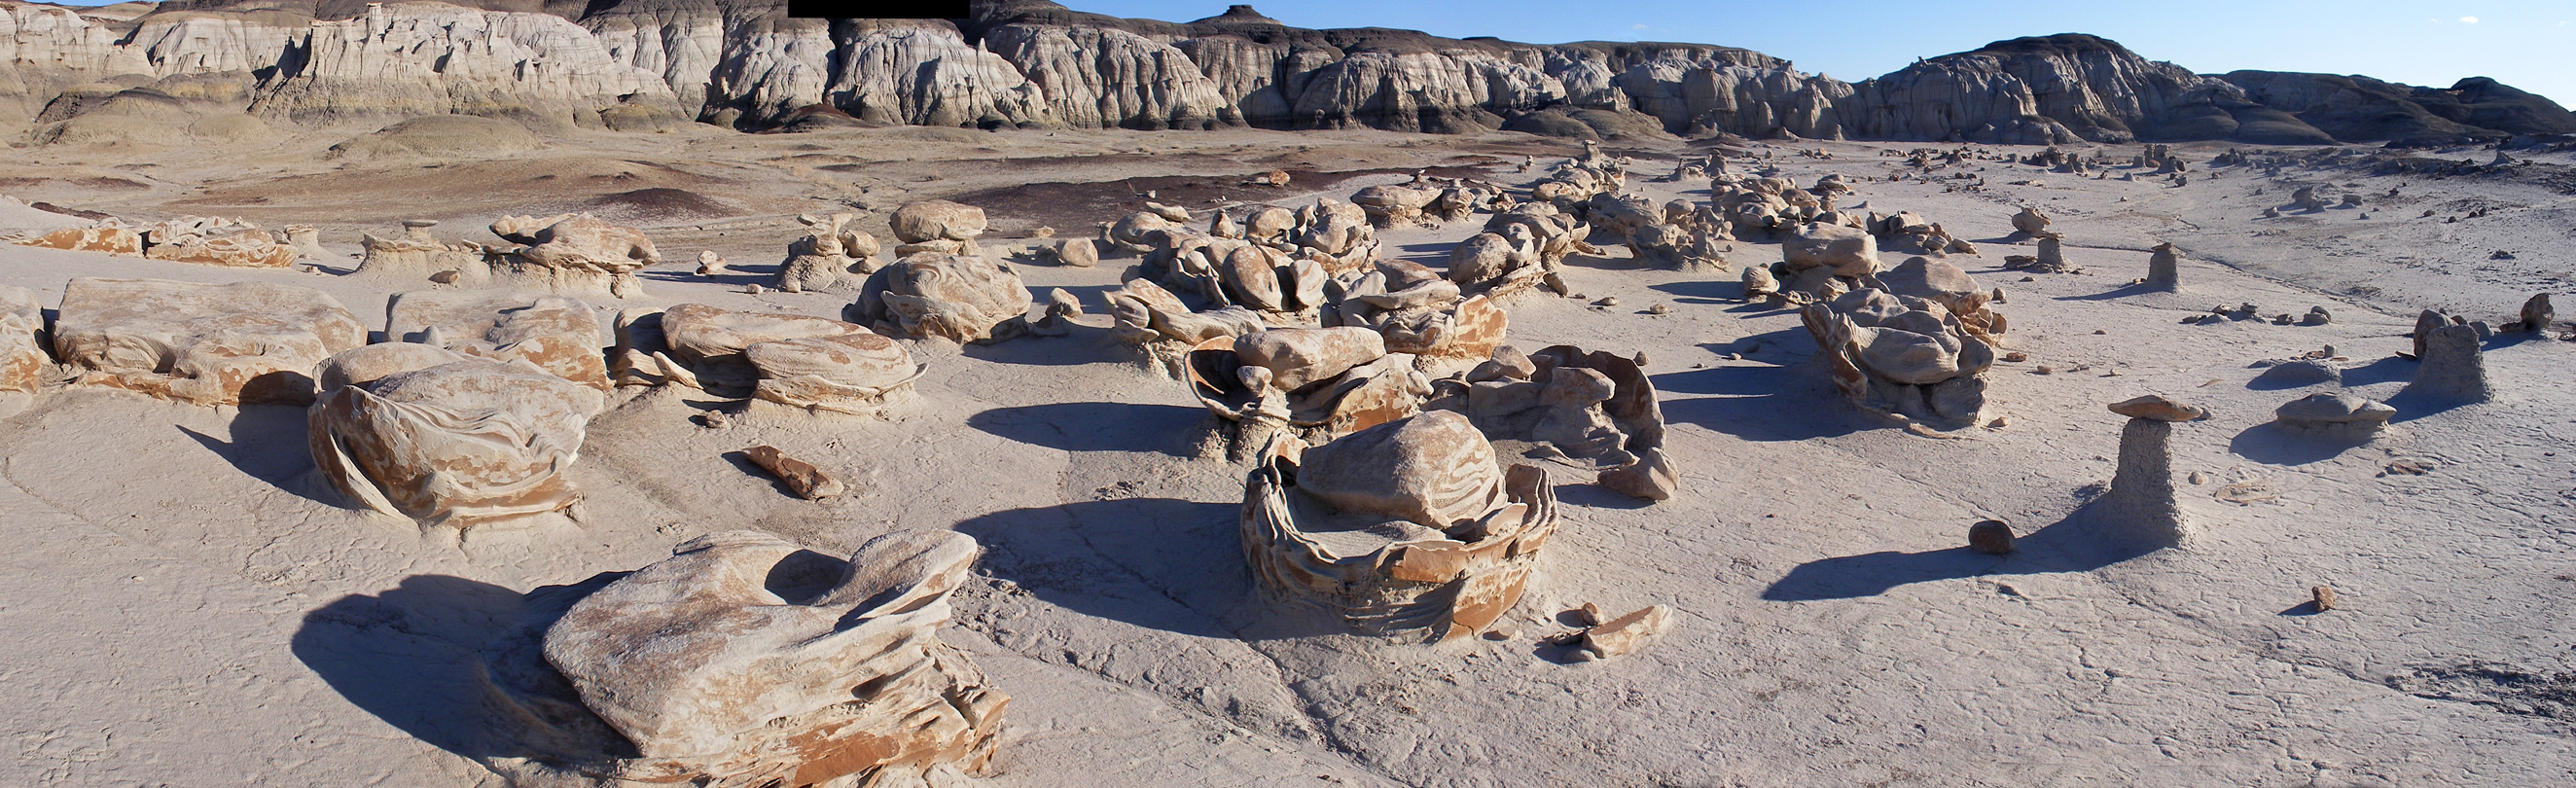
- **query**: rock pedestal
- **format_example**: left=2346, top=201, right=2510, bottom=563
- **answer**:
left=2102, top=417, right=2189, bottom=550
left=2402, top=324, right=2491, bottom=404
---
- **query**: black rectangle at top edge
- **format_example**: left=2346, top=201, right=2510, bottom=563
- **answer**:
left=787, top=0, right=968, bottom=18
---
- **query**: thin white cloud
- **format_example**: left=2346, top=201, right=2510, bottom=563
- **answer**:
left=2460, top=16, right=2479, bottom=23
left=1630, top=23, right=1650, bottom=31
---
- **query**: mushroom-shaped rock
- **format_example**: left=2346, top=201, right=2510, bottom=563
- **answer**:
left=2099, top=412, right=2190, bottom=551
left=309, top=350, right=603, bottom=526
left=851, top=253, right=1032, bottom=343
left=386, top=292, right=609, bottom=389
left=54, top=277, right=366, bottom=406
left=515, top=529, right=1007, bottom=787
left=2109, top=394, right=2206, bottom=422
left=1242, top=412, right=1558, bottom=642
left=2274, top=392, right=2396, bottom=435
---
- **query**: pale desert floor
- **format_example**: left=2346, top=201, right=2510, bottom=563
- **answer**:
left=2, top=121, right=2572, bottom=787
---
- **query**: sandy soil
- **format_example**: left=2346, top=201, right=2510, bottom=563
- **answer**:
left=1, top=119, right=2572, bottom=787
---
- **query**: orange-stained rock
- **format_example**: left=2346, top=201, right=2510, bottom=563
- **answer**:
left=17, top=225, right=140, bottom=255
left=0, top=286, right=45, bottom=409
left=386, top=292, right=610, bottom=390
left=53, top=277, right=366, bottom=406
left=142, top=229, right=298, bottom=269
left=307, top=350, right=601, bottom=526
left=1241, top=412, right=1559, bottom=642
left=496, top=529, right=1007, bottom=787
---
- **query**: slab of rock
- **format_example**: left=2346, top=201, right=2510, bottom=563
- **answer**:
left=742, top=445, right=845, bottom=500
left=889, top=199, right=988, bottom=256
left=657, top=304, right=922, bottom=412
left=309, top=349, right=603, bottom=526
left=386, top=292, right=609, bottom=389
left=851, top=253, right=1032, bottom=343
left=1234, top=326, right=1386, bottom=392
left=528, top=529, right=1007, bottom=787
left=15, top=225, right=140, bottom=255
left=1782, top=222, right=1880, bottom=278
left=143, top=229, right=299, bottom=269
left=53, top=277, right=366, bottom=406
left=2252, top=358, right=2339, bottom=387
left=1577, top=604, right=1672, bottom=661
left=2109, top=394, right=2205, bottom=421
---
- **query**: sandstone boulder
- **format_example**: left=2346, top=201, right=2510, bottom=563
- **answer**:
left=309, top=350, right=602, bottom=526
left=1242, top=412, right=1558, bottom=642
left=54, top=277, right=366, bottom=406
left=2274, top=392, right=2396, bottom=435
left=488, top=214, right=659, bottom=299
left=1801, top=288, right=1994, bottom=429
left=851, top=253, right=1032, bottom=343
left=386, top=292, right=609, bottom=389
left=0, top=286, right=45, bottom=411
left=516, top=529, right=1007, bottom=787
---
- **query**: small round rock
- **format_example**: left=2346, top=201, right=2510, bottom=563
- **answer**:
left=1969, top=519, right=2017, bottom=555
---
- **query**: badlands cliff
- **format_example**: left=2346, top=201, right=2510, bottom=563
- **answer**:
left=4, top=0, right=2571, bottom=145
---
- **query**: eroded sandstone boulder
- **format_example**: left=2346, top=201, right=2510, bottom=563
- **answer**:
left=1242, top=411, right=1558, bottom=642
left=488, top=213, right=660, bottom=299
left=54, top=277, right=366, bottom=406
left=1801, top=288, right=1994, bottom=429
left=1450, top=344, right=1676, bottom=502
left=386, top=292, right=609, bottom=389
left=889, top=199, right=988, bottom=257
left=654, top=304, right=923, bottom=414
left=483, top=529, right=1007, bottom=787
left=0, top=286, right=46, bottom=412
left=1188, top=327, right=1428, bottom=461
left=850, top=253, right=1032, bottom=344
left=309, top=348, right=602, bottom=526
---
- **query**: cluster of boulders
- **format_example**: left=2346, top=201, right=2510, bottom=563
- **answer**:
left=360, top=214, right=662, bottom=300
left=772, top=212, right=883, bottom=293
left=1350, top=174, right=1503, bottom=229
left=617, top=304, right=924, bottom=416
left=1435, top=344, right=1675, bottom=501
left=12, top=214, right=312, bottom=268
left=1802, top=288, right=1997, bottom=430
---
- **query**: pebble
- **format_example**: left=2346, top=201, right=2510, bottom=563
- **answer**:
left=1577, top=602, right=1604, bottom=627
left=1969, top=519, right=2017, bottom=555
left=429, top=269, right=460, bottom=284
left=1647, top=303, right=1669, bottom=315
left=745, top=283, right=765, bottom=295
left=1593, top=297, right=1620, bottom=307
left=2311, top=586, right=2339, bottom=611
left=1485, top=625, right=1517, bottom=641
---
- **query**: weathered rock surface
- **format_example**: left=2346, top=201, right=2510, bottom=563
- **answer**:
left=2402, top=323, right=2491, bottom=405
left=488, top=213, right=660, bottom=299
left=1243, top=411, right=1558, bottom=642
left=488, top=529, right=1007, bottom=787
left=53, top=277, right=366, bottom=406
left=1801, top=288, right=1994, bottom=429
left=851, top=252, right=1032, bottom=343
left=309, top=348, right=602, bottom=526
left=2274, top=392, right=2396, bottom=435
left=385, top=292, right=610, bottom=389
left=0, top=285, right=45, bottom=407
left=655, top=303, right=922, bottom=412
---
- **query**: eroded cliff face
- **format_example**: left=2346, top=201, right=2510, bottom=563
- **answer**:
left=2, top=0, right=2566, bottom=143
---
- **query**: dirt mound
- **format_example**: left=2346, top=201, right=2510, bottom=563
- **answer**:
left=579, top=188, right=739, bottom=222
left=326, top=115, right=545, bottom=161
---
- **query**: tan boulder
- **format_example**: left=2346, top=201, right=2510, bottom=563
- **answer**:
left=16, top=225, right=141, bottom=255
left=142, top=229, right=298, bottom=269
left=533, top=529, right=1006, bottom=786
left=1234, top=326, right=1386, bottom=392
left=386, top=292, right=609, bottom=389
left=1782, top=222, right=1879, bottom=278
left=889, top=199, right=988, bottom=244
left=54, top=277, right=366, bottom=406
left=0, top=286, right=45, bottom=409
left=1295, top=410, right=1504, bottom=530
left=308, top=351, right=602, bottom=526
left=487, top=214, right=659, bottom=299
left=851, top=253, right=1032, bottom=343
left=2108, top=394, right=2206, bottom=422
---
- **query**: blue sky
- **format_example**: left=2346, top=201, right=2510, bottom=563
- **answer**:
left=1080, top=0, right=2576, bottom=106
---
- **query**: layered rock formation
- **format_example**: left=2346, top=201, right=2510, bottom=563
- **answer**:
left=4, top=1, right=2565, bottom=144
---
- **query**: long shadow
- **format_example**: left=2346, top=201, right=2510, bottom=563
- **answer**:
left=2383, top=388, right=2481, bottom=422
left=1761, top=501, right=2164, bottom=601
left=178, top=405, right=338, bottom=506
left=960, top=331, right=1129, bottom=368
left=2339, top=355, right=2414, bottom=387
left=292, top=574, right=554, bottom=759
left=2055, top=282, right=2169, bottom=302
left=2228, top=421, right=2372, bottom=465
left=953, top=498, right=1260, bottom=639
left=966, top=401, right=1203, bottom=455
left=636, top=268, right=768, bottom=288
left=1655, top=364, right=1863, bottom=443
left=1648, top=278, right=1739, bottom=304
